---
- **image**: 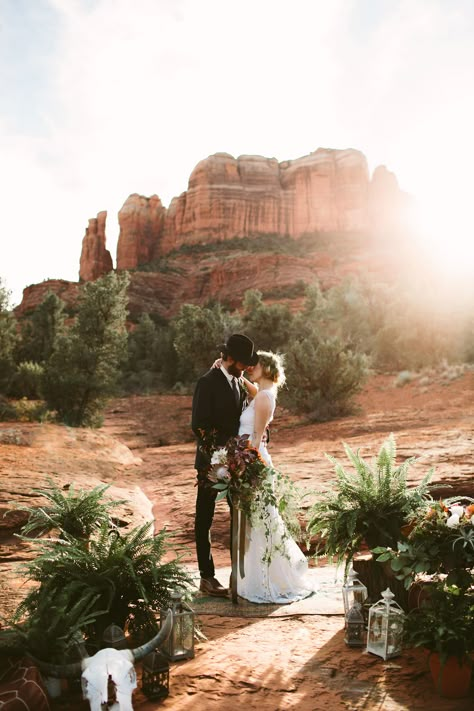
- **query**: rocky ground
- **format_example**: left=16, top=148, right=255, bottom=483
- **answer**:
left=0, top=369, right=473, bottom=709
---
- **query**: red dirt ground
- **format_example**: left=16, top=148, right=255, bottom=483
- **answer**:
left=1, top=370, right=473, bottom=709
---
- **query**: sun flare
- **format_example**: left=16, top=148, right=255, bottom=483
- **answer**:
left=412, top=193, right=474, bottom=281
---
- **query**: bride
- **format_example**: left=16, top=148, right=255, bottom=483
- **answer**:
left=237, top=351, right=313, bottom=604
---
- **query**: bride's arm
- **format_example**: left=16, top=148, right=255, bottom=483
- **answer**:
left=251, top=392, right=272, bottom=449
left=241, top=375, right=258, bottom=399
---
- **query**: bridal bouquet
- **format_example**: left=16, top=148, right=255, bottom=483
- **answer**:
left=206, top=434, right=272, bottom=515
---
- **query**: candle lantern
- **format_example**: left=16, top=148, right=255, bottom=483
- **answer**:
left=366, top=588, right=404, bottom=660
left=141, top=650, right=170, bottom=700
left=344, top=602, right=366, bottom=647
left=102, top=623, right=128, bottom=650
left=160, top=590, right=195, bottom=661
left=342, top=567, right=368, bottom=622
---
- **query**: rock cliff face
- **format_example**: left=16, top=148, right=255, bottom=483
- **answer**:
left=15, top=279, right=80, bottom=317
left=79, top=211, right=113, bottom=281
left=116, top=194, right=166, bottom=270
left=17, top=146, right=411, bottom=319
left=118, top=148, right=376, bottom=265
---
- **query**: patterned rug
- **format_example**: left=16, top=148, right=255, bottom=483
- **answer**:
left=190, top=566, right=344, bottom=617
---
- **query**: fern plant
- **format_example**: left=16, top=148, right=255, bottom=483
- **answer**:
left=307, top=434, right=433, bottom=574
left=12, top=478, right=124, bottom=540
left=7, top=582, right=108, bottom=662
left=14, top=521, right=192, bottom=644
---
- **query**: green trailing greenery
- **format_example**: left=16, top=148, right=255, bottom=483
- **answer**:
left=307, top=434, right=433, bottom=573
left=13, top=479, right=124, bottom=540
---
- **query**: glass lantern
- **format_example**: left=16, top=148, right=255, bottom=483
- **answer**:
left=160, top=590, right=195, bottom=661
left=344, top=602, right=365, bottom=647
left=141, top=650, right=170, bottom=700
left=342, top=567, right=368, bottom=623
left=366, top=588, right=404, bottom=660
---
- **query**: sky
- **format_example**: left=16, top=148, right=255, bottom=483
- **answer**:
left=1, top=0, right=473, bottom=306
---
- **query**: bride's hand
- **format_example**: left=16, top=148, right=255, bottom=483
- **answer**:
left=212, top=357, right=222, bottom=369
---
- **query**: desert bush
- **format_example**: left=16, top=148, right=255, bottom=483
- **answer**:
left=173, top=302, right=241, bottom=382
left=0, top=278, right=18, bottom=394
left=0, top=395, right=17, bottom=421
left=9, top=361, right=44, bottom=399
left=283, top=329, right=369, bottom=421
left=13, top=398, right=52, bottom=423
left=241, top=289, right=292, bottom=352
left=16, top=291, right=65, bottom=364
left=42, top=272, right=129, bottom=426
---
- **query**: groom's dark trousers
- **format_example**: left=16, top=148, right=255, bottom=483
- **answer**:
left=192, top=368, right=245, bottom=579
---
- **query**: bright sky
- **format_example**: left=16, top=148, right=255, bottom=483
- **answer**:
left=1, top=0, right=473, bottom=306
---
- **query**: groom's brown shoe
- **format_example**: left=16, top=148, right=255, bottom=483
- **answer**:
left=199, top=577, right=228, bottom=597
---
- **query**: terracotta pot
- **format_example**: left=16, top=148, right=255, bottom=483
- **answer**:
left=429, top=652, right=472, bottom=698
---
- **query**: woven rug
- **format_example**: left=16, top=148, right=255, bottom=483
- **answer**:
left=190, top=566, right=344, bottom=618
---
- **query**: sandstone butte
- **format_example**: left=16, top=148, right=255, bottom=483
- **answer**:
left=18, top=147, right=409, bottom=318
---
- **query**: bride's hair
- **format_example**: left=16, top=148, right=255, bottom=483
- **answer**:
left=257, top=351, right=286, bottom=388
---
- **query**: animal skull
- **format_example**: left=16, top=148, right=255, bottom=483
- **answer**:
left=34, top=609, right=173, bottom=711
left=81, top=647, right=136, bottom=711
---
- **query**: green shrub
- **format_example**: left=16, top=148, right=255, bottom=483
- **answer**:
left=173, top=302, right=241, bottom=382
left=42, top=272, right=129, bottom=426
left=0, top=395, right=17, bottom=421
left=283, top=331, right=369, bottom=421
left=10, top=361, right=44, bottom=399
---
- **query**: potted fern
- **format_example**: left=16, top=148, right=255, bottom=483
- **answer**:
left=2, top=481, right=193, bottom=665
left=307, top=434, right=433, bottom=602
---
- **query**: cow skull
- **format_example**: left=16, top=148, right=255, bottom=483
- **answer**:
left=34, top=610, right=173, bottom=711
left=81, top=647, right=136, bottom=711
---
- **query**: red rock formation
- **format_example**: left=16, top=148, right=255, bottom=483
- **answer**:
left=116, top=194, right=166, bottom=270
left=79, top=210, right=113, bottom=281
left=115, top=148, right=408, bottom=269
left=14, top=279, right=80, bottom=317
left=161, top=148, right=371, bottom=254
left=368, top=164, right=414, bottom=234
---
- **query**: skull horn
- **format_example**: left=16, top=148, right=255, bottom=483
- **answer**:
left=132, top=609, right=173, bottom=661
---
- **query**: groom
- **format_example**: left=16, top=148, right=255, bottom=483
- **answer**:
left=192, top=334, right=259, bottom=596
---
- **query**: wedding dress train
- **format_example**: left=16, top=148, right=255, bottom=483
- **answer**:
left=237, top=389, right=314, bottom=603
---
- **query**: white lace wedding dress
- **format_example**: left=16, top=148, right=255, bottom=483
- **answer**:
left=237, top=388, right=314, bottom=603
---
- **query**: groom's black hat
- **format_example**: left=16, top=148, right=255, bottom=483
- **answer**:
left=223, top=334, right=259, bottom=366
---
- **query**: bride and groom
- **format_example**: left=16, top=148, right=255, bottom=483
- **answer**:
left=192, top=333, right=312, bottom=603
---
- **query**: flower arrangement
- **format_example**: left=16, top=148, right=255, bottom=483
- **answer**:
left=198, top=430, right=307, bottom=563
left=207, top=434, right=270, bottom=514
left=374, top=497, right=474, bottom=589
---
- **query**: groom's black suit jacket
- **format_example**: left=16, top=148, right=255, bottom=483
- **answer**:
left=192, top=368, right=245, bottom=471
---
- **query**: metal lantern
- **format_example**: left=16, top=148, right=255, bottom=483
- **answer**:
left=141, top=650, right=170, bottom=700
left=160, top=590, right=195, bottom=661
left=366, top=588, right=405, bottom=660
left=102, top=623, right=128, bottom=650
left=344, top=602, right=366, bottom=647
left=342, top=567, right=368, bottom=622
